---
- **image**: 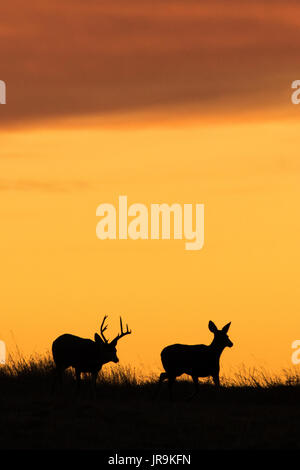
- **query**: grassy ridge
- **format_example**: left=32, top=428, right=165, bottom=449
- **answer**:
left=1, top=354, right=300, bottom=449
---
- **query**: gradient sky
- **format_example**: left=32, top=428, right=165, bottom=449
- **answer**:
left=1, top=1, right=300, bottom=377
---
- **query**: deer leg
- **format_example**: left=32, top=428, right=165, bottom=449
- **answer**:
left=168, top=376, right=176, bottom=401
left=159, top=372, right=168, bottom=387
left=153, top=372, right=168, bottom=400
left=212, top=374, right=220, bottom=388
left=52, top=365, right=64, bottom=394
left=51, top=367, right=59, bottom=394
left=92, top=372, right=98, bottom=397
left=187, top=376, right=199, bottom=401
left=75, top=368, right=81, bottom=390
left=193, top=376, right=199, bottom=393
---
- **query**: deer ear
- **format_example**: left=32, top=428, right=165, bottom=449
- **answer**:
left=94, top=333, right=103, bottom=343
left=222, top=322, right=231, bottom=333
left=208, top=321, right=218, bottom=333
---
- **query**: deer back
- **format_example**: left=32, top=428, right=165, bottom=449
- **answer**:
left=52, top=334, right=102, bottom=371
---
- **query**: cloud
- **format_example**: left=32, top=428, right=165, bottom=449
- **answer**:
left=0, top=0, right=299, bottom=127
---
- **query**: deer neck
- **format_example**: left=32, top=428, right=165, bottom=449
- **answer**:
left=209, top=338, right=226, bottom=357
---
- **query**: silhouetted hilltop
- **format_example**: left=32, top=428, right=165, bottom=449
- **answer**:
left=0, top=354, right=300, bottom=449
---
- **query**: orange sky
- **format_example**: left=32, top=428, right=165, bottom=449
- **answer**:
left=1, top=1, right=300, bottom=377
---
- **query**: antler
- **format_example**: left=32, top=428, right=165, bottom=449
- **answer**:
left=100, top=315, right=109, bottom=343
left=111, top=316, right=132, bottom=344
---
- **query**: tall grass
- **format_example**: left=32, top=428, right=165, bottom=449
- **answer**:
left=1, top=351, right=300, bottom=389
left=222, top=364, right=300, bottom=388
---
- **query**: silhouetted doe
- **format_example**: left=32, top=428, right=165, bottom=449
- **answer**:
left=158, top=321, right=233, bottom=399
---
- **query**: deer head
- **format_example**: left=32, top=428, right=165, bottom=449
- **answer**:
left=94, top=315, right=132, bottom=363
left=208, top=320, right=233, bottom=349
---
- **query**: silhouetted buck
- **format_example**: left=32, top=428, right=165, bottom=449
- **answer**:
left=52, top=316, right=132, bottom=390
left=158, top=321, right=233, bottom=399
